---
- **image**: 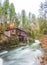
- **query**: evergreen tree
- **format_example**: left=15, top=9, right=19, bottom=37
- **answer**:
left=21, top=10, right=27, bottom=27
left=3, top=0, right=9, bottom=26
left=10, top=3, right=15, bottom=23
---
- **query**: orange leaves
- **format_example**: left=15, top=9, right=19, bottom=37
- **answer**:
left=9, top=24, right=14, bottom=29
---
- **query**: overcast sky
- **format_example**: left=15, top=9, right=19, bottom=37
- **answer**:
left=2, top=0, right=45, bottom=17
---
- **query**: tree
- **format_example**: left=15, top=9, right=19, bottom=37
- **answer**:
left=29, top=12, right=32, bottom=22
left=21, top=10, right=27, bottom=28
left=3, top=0, right=9, bottom=28
left=44, top=0, right=47, bottom=19
left=38, top=1, right=47, bottom=34
left=31, top=14, right=36, bottom=23
left=0, top=3, right=5, bottom=31
left=14, top=14, right=20, bottom=27
left=39, top=0, right=47, bottom=19
left=0, top=4, right=2, bottom=24
left=39, top=2, right=44, bottom=18
left=10, top=3, right=15, bottom=23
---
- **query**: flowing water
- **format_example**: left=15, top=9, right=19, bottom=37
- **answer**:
left=0, top=45, right=43, bottom=65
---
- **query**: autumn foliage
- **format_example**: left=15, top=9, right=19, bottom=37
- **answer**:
left=9, top=24, right=14, bottom=29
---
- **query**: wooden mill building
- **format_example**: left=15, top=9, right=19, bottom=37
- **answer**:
left=4, top=27, right=27, bottom=42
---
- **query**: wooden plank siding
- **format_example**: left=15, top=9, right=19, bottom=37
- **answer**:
left=3, top=28, right=27, bottom=42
